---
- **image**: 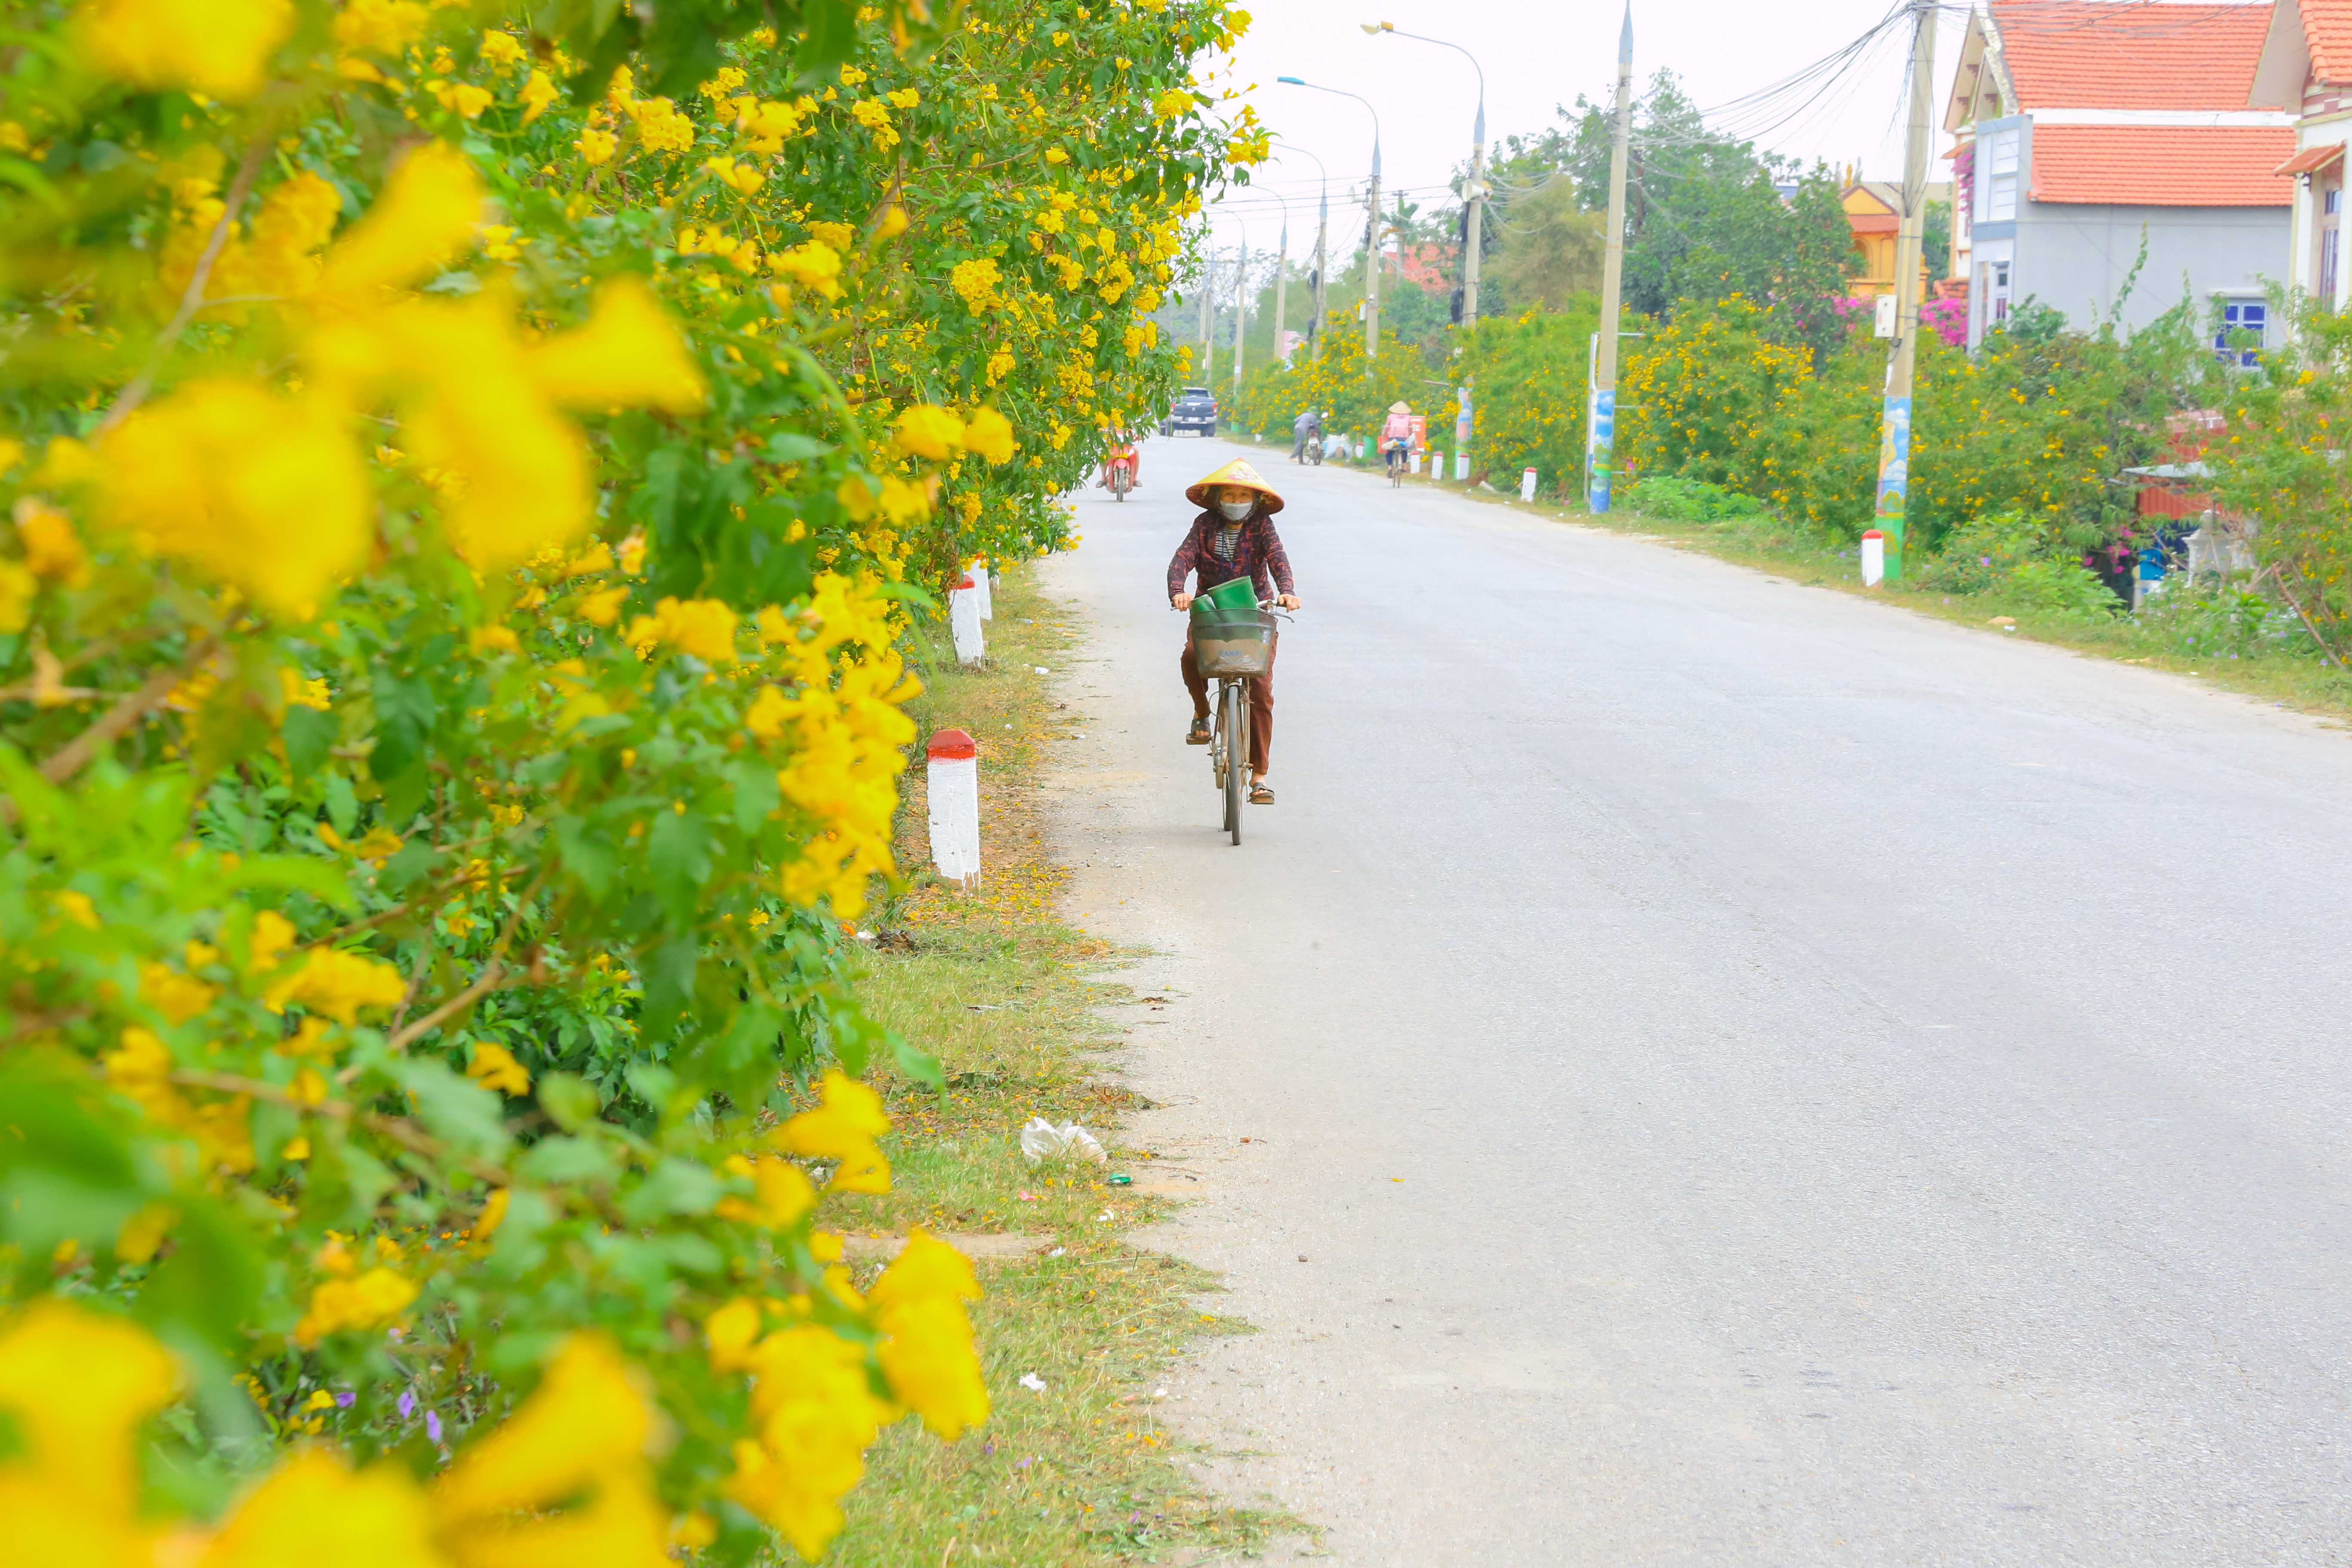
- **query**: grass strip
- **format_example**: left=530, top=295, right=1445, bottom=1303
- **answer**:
left=1378, top=461, right=2352, bottom=724
left=824, top=564, right=1294, bottom=1565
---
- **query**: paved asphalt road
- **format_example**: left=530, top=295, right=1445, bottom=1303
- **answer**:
left=1032, top=435, right=2352, bottom=1567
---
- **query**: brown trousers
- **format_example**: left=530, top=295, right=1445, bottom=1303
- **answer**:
left=1182, top=628, right=1276, bottom=773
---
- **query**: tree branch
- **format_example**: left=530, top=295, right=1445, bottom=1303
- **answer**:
left=93, top=126, right=274, bottom=438
left=382, top=865, right=549, bottom=1050
left=169, top=1067, right=511, bottom=1185
left=34, top=637, right=221, bottom=785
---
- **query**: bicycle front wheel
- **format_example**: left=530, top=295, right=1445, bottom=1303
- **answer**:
left=1221, top=683, right=1245, bottom=845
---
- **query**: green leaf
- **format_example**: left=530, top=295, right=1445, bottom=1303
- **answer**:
left=891, top=1031, right=945, bottom=1090
left=370, top=668, right=439, bottom=782
left=727, top=759, right=779, bottom=834
left=383, top=1056, right=514, bottom=1161
left=762, top=432, right=833, bottom=462
left=537, top=1072, right=603, bottom=1133
left=281, top=705, right=338, bottom=778
left=323, top=772, right=359, bottom=837
left=138, top=1198, right=263, bottom=1350
left=514, top=1134, right=613, bottom=1184
left=619, top=1157, right=722, bottom=1224
left=647, top=809, right=714, bottom=922
left=639, top=940, right=698, bottom=1042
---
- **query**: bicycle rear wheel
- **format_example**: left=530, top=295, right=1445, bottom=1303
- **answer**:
left=1221, top=683, right=1244, bottom=844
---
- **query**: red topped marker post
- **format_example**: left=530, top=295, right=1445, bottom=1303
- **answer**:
left=926, top=728, right=980, bottom=890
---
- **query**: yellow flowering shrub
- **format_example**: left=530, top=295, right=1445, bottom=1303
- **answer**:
left=0, top=0, right=1253, bottom=1563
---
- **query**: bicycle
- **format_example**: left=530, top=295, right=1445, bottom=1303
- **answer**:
left=1182, top=596, right=1289, bottom=845
left=1384, top=438, right=1409, bottom=487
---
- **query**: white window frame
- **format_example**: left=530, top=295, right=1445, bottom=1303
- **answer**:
left=1982, top=128, right=2021, bottom=223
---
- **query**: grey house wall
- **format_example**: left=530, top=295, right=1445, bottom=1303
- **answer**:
left=2016, top=202, right=2285, bottom=333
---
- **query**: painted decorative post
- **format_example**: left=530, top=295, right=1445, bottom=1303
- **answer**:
left=970, top=558, right=993, bottom=620
left=1861, top=528, right=1885, bottom=588
left=925, top=729, right=980, bottom=890
left=1520, top=467, right=1539, bottom=501
left=1874, top=0, right=1938, bottom=582
left=949, top=574, right=984, bottom=667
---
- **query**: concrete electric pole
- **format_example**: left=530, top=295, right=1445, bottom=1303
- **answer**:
left=1364, top=145, right=1382, bottom=363
left=1589, top=4, right=1634, bottom=511
left=1197, top=233, right=1213, bottom=384
left=1233, top=230, right=1247, bottom=401
left=1873, top=0, right=1938, bottom=584
left=1271, top=198, right=1289, bottom=365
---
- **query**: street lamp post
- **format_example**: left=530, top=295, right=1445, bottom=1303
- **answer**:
left=1274, top=141, right=1328, bottom=361
left=1364, top=21, right=1486, bottom=329
left=1277, top=77, right=1381, bottom=366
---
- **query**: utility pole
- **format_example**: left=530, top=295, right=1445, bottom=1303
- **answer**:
left=1197, top=232, right=1214, bottom=384
left=1273, top=206, right=1289, bottom=365
left=1233, top=231, right=1247, bottom=401
left=1873, top=0, right=1937, bottom=584
left=1589, top=4, right=1634, bottom=511
left=1365, top=147, right=1382, bottom=363
left=1464, top=102, right=1486, bottom=327
left=1313, top=180, right=1327, bottom=361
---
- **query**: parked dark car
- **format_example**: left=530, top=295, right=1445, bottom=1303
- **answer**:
left=1161, top=386, right=1218, bottom=437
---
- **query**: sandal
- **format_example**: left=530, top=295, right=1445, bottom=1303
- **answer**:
left=1249, top=781, right=1274, bottom=805
left=1185, top=716, right=1211, bottom=745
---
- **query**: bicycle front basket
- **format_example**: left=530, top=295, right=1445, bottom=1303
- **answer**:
left=1190, top=608, right=1274, bottom=677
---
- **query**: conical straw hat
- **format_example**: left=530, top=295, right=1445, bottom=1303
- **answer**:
left=1185, top=456, right=1285, bottom=514
left=1389, top=401, right=1410, bottom=413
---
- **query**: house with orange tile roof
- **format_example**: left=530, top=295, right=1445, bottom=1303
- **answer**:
left=1943, top=1, right=2294, bottom=352
left=1841, top=179, right=1954, bottom=297
left=2250, top=0, right=2352, bottom=308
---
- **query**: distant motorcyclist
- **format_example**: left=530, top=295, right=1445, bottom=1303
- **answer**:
left=1098, top=429, right=1140, bottom=490
left=1289, top=408, right=1322, bottom=464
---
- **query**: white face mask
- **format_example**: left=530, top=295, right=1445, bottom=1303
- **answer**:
left=1216, top=498, right=1254, bottom=522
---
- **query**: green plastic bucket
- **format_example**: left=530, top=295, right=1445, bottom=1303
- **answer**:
left=1197, top=576, right=1258, bottom=615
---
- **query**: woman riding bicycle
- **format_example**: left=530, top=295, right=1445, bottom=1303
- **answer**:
left=1380, top=401, right=1414, bottom=479
left=1167, top=458, right=1299, bottom=805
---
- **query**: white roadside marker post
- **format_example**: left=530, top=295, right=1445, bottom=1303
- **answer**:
left=1520, top=467, right=1539, bottom=502
left=971, top=557, right=993, bottom=620
left=1861, top=528, right=1886, bottom=588
left=926, top=728, right=980, bottom=890
left=949, top=573, right=985, bottom=666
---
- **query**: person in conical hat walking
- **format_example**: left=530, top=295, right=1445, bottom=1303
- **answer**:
left=1168, top=457, right=1300, bottom=804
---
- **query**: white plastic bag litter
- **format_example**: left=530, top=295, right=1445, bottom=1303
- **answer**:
left=1019, top=1117, right=1106, bottom=1165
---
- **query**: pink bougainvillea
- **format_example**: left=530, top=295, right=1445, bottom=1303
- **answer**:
left=1921, top=295, right=1969, bottom=346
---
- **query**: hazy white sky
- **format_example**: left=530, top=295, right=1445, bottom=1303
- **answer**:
left=1200, top=0, right=1975, bottom=257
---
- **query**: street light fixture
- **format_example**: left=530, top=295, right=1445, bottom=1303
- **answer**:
left=1363, top=20, right=1488, bottom=329
left=1275, top=76, right=1382, bottom=365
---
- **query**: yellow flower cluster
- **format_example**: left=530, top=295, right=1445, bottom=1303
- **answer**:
left=80, top=147, right=705, bottom=615
left=293, top=1234, right=420, bottom=1346
left=0, top=1305, right=679, bottom=1568
left=694, top=1079, right=989, bottom=1559
left=745, top=575, right=919, bottom=917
